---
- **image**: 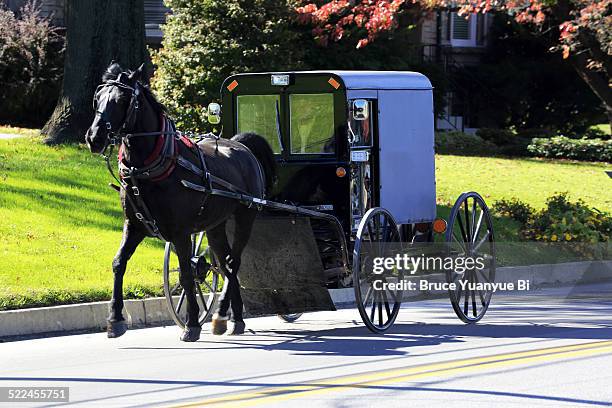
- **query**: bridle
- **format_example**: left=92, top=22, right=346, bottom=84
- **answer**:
left=91, top=74, right=229, bottom=241
left=93, top=77, right=179, bottom=240
left=93, top=78, right=171, bottom=156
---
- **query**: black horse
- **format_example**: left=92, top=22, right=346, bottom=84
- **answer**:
left=85, top=63, right=276, bottom=342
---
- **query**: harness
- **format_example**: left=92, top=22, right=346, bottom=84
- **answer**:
left=94, top=80, right=218, bottom=241
left=96, top=78, right=257, bottom=241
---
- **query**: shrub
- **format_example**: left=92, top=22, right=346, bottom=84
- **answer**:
left=476, top=128, right=532, bottom=156
left=522, top=193, right=611, bottom=243
left=493, top=198, right=534, bottom=224
left=434, top=131, right=498, bottom=155
left=476, top=128, right=515, bottom=145
left=0, top=1, right=64, bottom=128
left=527, top=136, right=611, bottom=162
left=151, top=0, right=305, bottom=132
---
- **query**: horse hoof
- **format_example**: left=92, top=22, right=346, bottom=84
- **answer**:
left=228, top=321, right=246, bottom=335
left=180, top=326, right=201, bottom=342
left=107, top=321, right=128, bottom=338
left=211, top=314, right=228, bottom=335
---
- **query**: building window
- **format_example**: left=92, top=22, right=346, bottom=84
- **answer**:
left=449, top=12, right=486, bottom=47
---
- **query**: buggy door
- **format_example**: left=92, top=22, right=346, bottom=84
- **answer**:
left=348, top=98, right=377, bottom=232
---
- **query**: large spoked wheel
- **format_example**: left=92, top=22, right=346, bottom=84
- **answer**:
left=163, top=232, right=223, bottom=329
left=446, top=192, right=496, bottom=323
left=278, top=313, right=303, bottom=323
left=353, top=207, right=403, bottom=333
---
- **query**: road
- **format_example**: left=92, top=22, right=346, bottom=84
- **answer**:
left=1, top=284, right=611, bottom=408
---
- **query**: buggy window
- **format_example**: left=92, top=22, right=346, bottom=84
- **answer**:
left=290, top=93, right=335, bottom=154
left=237, top=95, right=281, bottom=153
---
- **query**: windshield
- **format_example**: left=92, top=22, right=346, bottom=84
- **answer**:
left=237, top=95, right=281, bottom=153
left=236, top=93, right=336, bottom=156
left=290, top=93, right=335, bottom=154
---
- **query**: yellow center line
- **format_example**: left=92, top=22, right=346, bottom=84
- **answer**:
left=170, top=339, right=612, bottom=408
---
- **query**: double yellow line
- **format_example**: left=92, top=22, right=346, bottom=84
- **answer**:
left=172, top=339, right=612, bottom=407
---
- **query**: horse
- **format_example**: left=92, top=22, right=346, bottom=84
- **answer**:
left=85, top=62, right=276, bottom=342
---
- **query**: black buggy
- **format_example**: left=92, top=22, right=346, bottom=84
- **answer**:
left=163, top=71, right=496, bottom=333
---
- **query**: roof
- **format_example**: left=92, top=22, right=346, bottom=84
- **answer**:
left=305, top=70, right=433, bottom=90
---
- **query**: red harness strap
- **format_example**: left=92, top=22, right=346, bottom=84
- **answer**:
left=144, top=117, right=166, bottom=165
left=117, top=115, right=197, bottom=182
left=180, top=135, right=195, bottom=148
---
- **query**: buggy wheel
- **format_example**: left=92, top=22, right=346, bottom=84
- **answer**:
left=163, top=231, right=223, bottom=329
left=353, top=207, right=402, bottom=333
left=446, top=192, right=496, bottom=323
left=278, top=313, right=303, bottom=323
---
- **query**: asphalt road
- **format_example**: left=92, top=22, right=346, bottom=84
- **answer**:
left=1, top=284, right=611, bottom=408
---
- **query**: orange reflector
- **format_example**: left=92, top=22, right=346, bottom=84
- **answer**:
left=328, top=77, right=340, bottom=89
left=433, top=218, right=447, bottom=234
left=227, top=80, right=238, bottom=92
left=336, top=167, right=346, bottom=177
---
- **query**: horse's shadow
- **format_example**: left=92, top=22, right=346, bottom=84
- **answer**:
left=122, top=318, right=612, bottom=357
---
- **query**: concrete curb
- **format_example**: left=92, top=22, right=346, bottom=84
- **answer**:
left=1, top=260, right=610, bottom=338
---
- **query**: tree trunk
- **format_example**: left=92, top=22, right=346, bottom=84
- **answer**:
left=43, top=0, right=148, bottom=145
left=549, top=0, right=611, bottom=129
left=570, top=55, right=612, bottom=130
left=569, top=31, right=612, bottom=130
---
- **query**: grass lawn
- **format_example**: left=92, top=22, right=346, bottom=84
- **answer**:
left=435, top=155, right=611, bottom=212
left=0, top=134, right=166, bottom=310
left=0, top=130, right=610, bottom=310
left=590, top=123, right=611, bottom=136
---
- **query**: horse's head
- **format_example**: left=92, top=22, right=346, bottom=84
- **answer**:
left=85, top=62, right=145, bottom=153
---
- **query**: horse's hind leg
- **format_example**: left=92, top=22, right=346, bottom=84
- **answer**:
left=226, top=208, right=257, bottom=335
left=108, top=221, right=145, bottom=338
left=208, top=209, right=257, bottom=335
left=207, top=222, right=232, bottom=335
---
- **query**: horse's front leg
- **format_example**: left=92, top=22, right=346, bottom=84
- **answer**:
left=108, top=220, right=145, bottom=338
left=174, top=234, right=202, bottom=342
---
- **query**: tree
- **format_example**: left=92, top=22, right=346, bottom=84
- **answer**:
left=151, top=0, right=305, bottom=132
left=454, top=14, right=604, bottom=133
left=296, top=0, right=612, bottom=127
left=43, top=0, right=148, bottom=144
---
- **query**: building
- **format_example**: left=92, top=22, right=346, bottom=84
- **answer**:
left=419, top=11, right=493, bottom=132
left=2, top=0, right=170, bottom=45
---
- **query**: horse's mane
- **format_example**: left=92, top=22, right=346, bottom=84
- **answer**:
left=102, top=63, right=168, bottom=115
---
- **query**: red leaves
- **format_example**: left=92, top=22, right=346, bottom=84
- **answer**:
left=295, top=0, right=610, bottom=64
left=296, top=0, right=408, bottom=48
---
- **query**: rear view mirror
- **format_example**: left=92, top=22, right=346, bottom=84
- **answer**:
left=352, top=99, right=369, bottom=121
left=207, top=103, right=221, bottom=125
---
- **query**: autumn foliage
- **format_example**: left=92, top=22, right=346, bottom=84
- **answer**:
left=296, top=0, right=611, bottom=122
left=296, top=0, right=609, bottom=58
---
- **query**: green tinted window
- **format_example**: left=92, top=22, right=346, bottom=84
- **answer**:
left=237, top=95, right=281, bottom=153
left=290, top=93, right=335, bottom=154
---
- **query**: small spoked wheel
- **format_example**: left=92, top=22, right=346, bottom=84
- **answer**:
left=163, top=231, right=223, bottom=329
left=278, top=313, right=303, bottom=323
left=353, top=207, right=403, bottom=333
left=446, top=192, right=496, bottom=323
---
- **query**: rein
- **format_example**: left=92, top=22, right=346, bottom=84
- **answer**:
left=96, top=79, right=182, bottom=240
left=96, top=78, right=239, bottom=241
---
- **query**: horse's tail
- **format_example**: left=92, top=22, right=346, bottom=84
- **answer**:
left=231, top=132, right=277, bottom=195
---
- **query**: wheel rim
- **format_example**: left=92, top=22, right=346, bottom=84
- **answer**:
left=446, top=192, right=496, bottom=323
left=163, top=232, right=223, bottom=329
left=353, top=208, right=402, bottom=333
left=278, top=313, right=303, bottom=323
